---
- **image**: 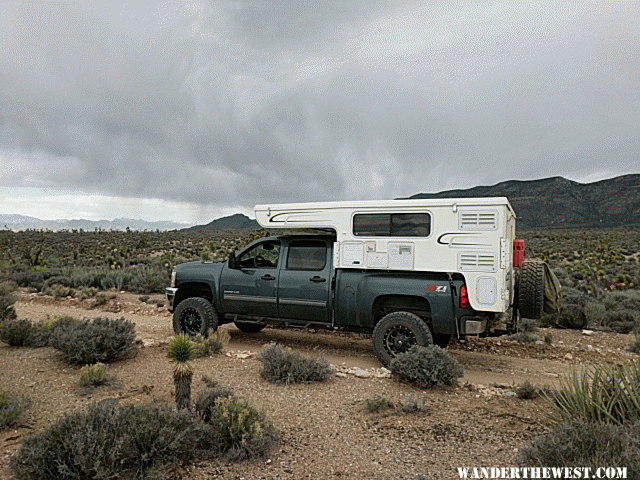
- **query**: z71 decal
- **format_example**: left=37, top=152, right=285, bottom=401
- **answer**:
left=427, top=285, right=448, bottom=293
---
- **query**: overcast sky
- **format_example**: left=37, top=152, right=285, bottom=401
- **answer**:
left=1, top=1, right=638, bottom=224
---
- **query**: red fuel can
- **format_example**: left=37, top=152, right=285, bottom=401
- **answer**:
left=513, top=239, right=525, bottom=267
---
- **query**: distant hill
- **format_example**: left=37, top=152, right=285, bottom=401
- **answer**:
left=184, top=213, right=259, bottom=233
left=406, top=174, right=640, bottom=229
left=0, top=214, right=187, bottom=232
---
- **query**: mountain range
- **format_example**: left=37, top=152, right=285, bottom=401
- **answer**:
left=0, top=215, right=188, bottom=232
left=3, top=174, right=639, bottom=232
left=406, top=174, right=640, bottom=229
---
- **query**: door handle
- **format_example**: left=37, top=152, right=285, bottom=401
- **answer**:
left=310, top=276, right=326, bottom=282
left=261, top=274, right=276, bottom=281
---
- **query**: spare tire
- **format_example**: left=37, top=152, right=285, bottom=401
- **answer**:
left=518, top=260, right=545, bottom=319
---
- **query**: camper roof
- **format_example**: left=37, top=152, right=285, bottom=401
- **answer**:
left=255, top=197, right=515, bottom=231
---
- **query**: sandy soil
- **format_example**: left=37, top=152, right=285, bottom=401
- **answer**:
left=1, top=290, right=637, bottom=479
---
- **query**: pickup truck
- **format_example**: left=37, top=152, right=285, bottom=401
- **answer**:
left=166, top=234, right=498, bottom=366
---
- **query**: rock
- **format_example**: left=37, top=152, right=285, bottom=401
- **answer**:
left=582, top=329, right=594, bottom=336
left=348, top=367, right=371, bottom=378
left=564, top=353, right=573, bottom=360
left=504, top=391, right=517, bottom=397
left=534, top=340, right=545, bottom=346
left=586, top=344, right=593, bottom=351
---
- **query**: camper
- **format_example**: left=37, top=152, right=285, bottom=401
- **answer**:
left=167, top=198, right=545, bottom=366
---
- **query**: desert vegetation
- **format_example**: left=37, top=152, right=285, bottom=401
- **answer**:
left=0, top=228, right=265, bottom=296
left=2, top=226, right=640, bottom=478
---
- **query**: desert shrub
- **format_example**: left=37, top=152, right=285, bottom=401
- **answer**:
left=89, top=292, right=117, bottom=309
left=30, top=320, right=56, bottom=348
left=194, top=387, right=235, bottom=422
left=78, top=363, right=116, bottom=394
left=603, top=290, right=640, bottom=312
left=257, top=344, right=334, bottom=384
left=193, top=329, right=230, bottom=358
left=51, top=285, right=74, bottom=298
left=78, top=287, right=98, bottom=300
left=129, top=267, right=169, bottom=294
left=518, top=421, right=640, bottom=477
left=50, top=316, right=139, bottom=364
left=200, top=396, right=278, bottom=460
left=629, top=334, right=640, bottom=354
left=389, top=345, right=463, bottom=389
left=544, top=332, right=553, bottom=345
left=138, top=295, right=150, bottom=303
left=547, top=361, right=640, bottom=425
left=393, top=398, right=430, bottom=414
left=516, top=381, right=539, bottom=400
left=43, top=275, right=73, bottom=290
left=556, top=304, right=588, bottom=329
left=601, top=309, right=637, bottom=333
left=552, top=288, right=588, bottom=329
left=9, top=399, right=212, bottom=480
left=0, top=318, right=33, bottom=346
left=0, top=390, right=27, bottom=430
left=0, top=281, right=17, bottom=321
left=513, top=319, right=538, bottom=343
left=584, top=301, right=606, bottom=326
left=364, top=394, right=395, bottom=413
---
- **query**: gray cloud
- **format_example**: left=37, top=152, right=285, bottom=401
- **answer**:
left=1, top=1, right=638, bottom=214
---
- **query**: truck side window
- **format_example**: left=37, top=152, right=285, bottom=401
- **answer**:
left=238, top=241, right=281, bottom=268
left=353, top=213, right=431, bottom=237
left=287, top=240, right=327, bottom=271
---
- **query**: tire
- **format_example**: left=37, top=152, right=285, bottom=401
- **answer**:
left=173, top=297, right=218, bottom=336
left=518, top=260, right=545, bottom=319
left=234, top=320, right=266, bottom=333
left=433, top=333, right=452, bottom=348
left=372, top=311, right=433, bottom=367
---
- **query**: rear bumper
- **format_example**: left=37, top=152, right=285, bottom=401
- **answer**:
left=165, top=287, right=178, bottom=312
left=461, top=316, right=488, bottom=335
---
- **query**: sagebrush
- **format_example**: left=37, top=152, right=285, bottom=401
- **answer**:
left=518, top=420, right=640, bottom=476
left=257, top=344, right=334, bottom=384
left=389, top=344, right=463, bottom=388
left=49, top=316, right=140, bottom=364
left=0, top=390, right=27, bottom=430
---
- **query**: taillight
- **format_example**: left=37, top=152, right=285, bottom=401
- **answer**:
left=459, top=285, right=471, bottom=309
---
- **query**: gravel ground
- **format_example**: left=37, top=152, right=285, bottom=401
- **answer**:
left=1, top=291, right=638, bottom=479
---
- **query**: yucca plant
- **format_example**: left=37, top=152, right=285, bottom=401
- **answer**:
left=546, top=360, right=640, bottom=425
left=168, top=334, right=195, bottom=410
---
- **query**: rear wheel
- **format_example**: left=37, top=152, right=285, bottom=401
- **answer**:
left=234, top=320, right=266, bottom=333
left=372, top=311, right=433, bottom=367
left=518, top=260, right=545, bottom=319
left=173, top=297, right=218, bottom=336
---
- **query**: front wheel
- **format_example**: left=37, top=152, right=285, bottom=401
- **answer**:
left=372, top=311, right=433, bottom=367
left=173, top=297, right=218, bottom=336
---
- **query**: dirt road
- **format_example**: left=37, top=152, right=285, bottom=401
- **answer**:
left=2, top=291, right=637, bottom=479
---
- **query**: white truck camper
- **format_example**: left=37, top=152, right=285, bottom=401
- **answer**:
left=255, top=198, right=519, bottom=315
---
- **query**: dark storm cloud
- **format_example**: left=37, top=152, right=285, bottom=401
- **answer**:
left=1, top=1, right=638, bottom=211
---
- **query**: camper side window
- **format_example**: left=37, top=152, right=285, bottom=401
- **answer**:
left=286, top=240, right=327, bottom=271
left=353, top=213, right=431, bottom=237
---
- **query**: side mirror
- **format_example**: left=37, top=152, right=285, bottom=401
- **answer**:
left=228, top=251, right=238, bottom=269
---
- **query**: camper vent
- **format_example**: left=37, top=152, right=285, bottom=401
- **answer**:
left=459, top=211, right=498, bottom=230
left=458, top=253, right=497, bottom=272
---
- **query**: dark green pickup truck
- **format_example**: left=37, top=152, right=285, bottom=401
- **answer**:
left=166, top=234, right=501, bottom=366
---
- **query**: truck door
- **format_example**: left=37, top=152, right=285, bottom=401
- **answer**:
left=220, top=239, right=281, bottom=317
left=278, top=239, right=331, bottom=323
